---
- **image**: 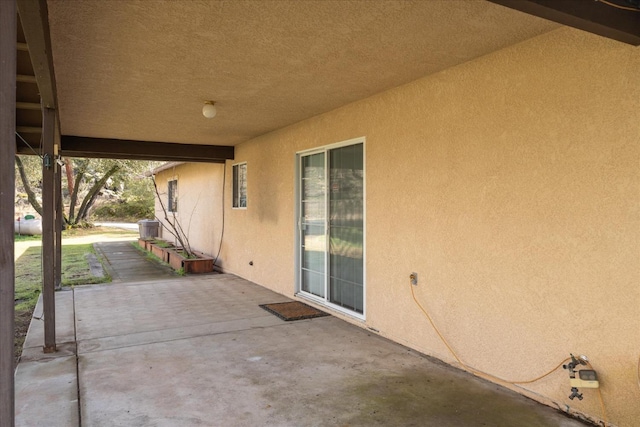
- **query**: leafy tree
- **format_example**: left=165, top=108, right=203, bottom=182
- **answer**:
left=15, top=155, right=43, bottom=216
left=15, top=155, right=159, bottom=227
left=69, top=159, right=121, bottom=225
left=90, top=162, right=158, bottom=222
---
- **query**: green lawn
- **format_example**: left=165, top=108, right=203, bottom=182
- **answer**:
left=63, top=226, right=138, bottom=238
left=14, top=241, right=112, bottom=364
left=60, top=244, right=112, bottom=286
left=14, top=233, right=41, bottom=242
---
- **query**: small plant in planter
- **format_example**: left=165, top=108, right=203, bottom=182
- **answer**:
left=151, top=239, right=174, bottom=248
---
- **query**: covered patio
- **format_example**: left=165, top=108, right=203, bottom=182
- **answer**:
left=2, top=1, right=639, bottom=426
left=16, top=272, right=588, bottom=426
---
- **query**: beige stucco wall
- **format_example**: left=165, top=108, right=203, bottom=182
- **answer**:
left=160, top=28, right=640, bottom=426
left=154, top=163, right=224, bottom=258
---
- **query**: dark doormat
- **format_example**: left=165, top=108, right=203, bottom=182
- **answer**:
left=259, top=301, right=330, bottom=321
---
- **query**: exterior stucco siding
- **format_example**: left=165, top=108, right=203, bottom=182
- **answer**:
left=154, top=163, right=225, bottom=259
left=157, top=28, right=639, bottom=425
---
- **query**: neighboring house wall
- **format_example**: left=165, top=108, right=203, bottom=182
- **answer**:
left=154, top=163, right=224, bottom=257
left=156, top=28, right=639, bottom=425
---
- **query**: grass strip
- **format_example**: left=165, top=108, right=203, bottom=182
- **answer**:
left=14, top=242, right=111, bottom=365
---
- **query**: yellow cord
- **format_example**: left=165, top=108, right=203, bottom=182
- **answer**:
left=410, top=282, right=464, bottom=366
left=510, top=358, right=572, bottom=384
left=584, top=361, right=608, bottom=426
left=410, top=283, right=569, bottom=385
left=410, top=282, right=610, bottom=425
left=596, top=389, right=608, bottom=426
left=637, top=354, right=640, bottom=391
left=597, top=0, right=640, bottom=12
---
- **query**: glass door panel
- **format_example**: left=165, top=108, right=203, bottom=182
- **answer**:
left=328, top=143, right=364, bottom=313
left=300, top=152, right=326, bottom=298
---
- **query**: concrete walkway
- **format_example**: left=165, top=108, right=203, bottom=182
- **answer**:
left=94, top=240, right=176, bottom=283
left=15, top=248, right=591, bottom=426
left=93, top=222, right=139, bottom=231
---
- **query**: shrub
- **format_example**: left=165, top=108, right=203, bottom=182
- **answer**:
left=91, top=200, right=154, bottom=222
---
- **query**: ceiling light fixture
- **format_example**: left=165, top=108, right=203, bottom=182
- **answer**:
left=202, top=101, right=217, bottom=119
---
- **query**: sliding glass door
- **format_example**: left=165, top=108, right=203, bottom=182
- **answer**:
left=298, top=141, right=364, bottom=315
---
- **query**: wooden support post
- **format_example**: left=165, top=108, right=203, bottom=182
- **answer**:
left=54, top=130, right=62, bottom=290
left=41, top=108, right=56, bottom=353
left=0, top=1, right=17, bottom=426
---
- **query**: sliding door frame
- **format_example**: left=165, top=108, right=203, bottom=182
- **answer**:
left=294, top=136, right=366, bottom=320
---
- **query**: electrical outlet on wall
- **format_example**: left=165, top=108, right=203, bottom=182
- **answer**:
left=410, top=272, right=418, bottom=286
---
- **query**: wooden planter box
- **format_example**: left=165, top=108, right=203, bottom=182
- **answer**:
left=167, top=249, right=214, bottom=274
left=150, top=242, right=171, bottom=263
left=143, top=239, right=214, bottom=274
left=138, top=238, right=151, bottom=251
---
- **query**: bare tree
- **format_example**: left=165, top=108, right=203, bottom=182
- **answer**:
left=151, top=176, right=194, bottom=258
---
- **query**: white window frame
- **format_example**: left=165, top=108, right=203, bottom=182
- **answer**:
left=232, top=162, right=247, bottom=209
left=167, top=179, right=178, bottom=213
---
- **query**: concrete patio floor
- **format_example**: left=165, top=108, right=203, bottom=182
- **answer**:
left=16, top=274, right=583, bottom=426
left=15, top=273, right=591, bottom=426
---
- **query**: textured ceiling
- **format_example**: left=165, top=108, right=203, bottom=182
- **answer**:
left=47, top=0, right=558, bottom=146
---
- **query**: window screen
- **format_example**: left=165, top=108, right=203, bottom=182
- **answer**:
left=167, top=179, right=178, bottom=213
left=233, top=163, right=247, bottom=208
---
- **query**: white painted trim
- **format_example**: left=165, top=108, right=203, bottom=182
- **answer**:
left=150, top=161, right=184, bottom=175
left=293, top=154, right=301, bottom=294
left=296, top=136, right=366, bottom=156
left=296, top=291, right=366, bottom=321
left=362, top=139, right=367, bottom=319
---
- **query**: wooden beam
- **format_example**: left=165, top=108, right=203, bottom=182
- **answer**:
left=41, top=108, right=56, bottom=353
left=16, top=101, right=40, bottom=110
left=15, top=141, right=39, bottom=155
left=16, top=125, right=41, bottom=133
left=16, top=74, right=36, bottom=84
left=17, top=0, right=58, bottom=108
left=60, top=135, right=234, bottom=163
left=0, top=1, right=17, bottom=425
left=15, top=133, right=41, bottom=156
left=488, top=0, right=640, bottom=46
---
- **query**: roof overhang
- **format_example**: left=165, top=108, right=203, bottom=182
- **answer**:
left=148, top=162, right=185, bottom=176
left=12, top=0, right=639, bottom=163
